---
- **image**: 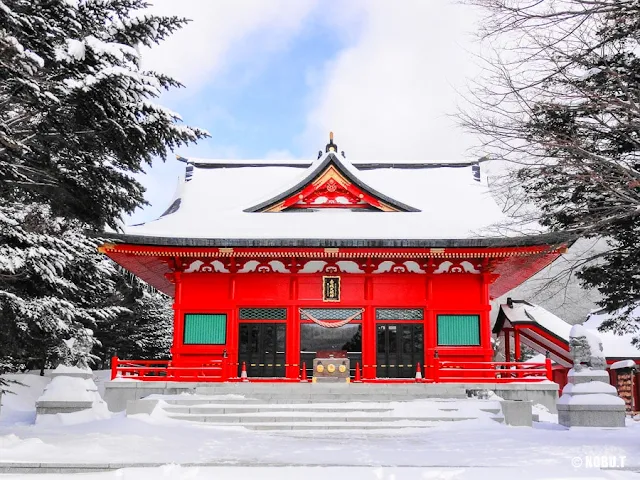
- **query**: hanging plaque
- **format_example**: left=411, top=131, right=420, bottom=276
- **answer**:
left=322, top=276, right=340, bottom=302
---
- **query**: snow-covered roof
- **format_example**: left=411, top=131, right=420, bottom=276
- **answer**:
left=495, top=301, right=573, bottom=366
left=499, top=301, right=573, bottom=340
left=124, top=152, right=527, bottom=241
left=495, top=301, right=640, bottom=361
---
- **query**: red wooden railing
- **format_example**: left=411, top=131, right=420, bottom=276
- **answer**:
left=111, top=357, right=553, bottom=383
left=110, top=357, right=228, bottom=381
left=433, top=359, right=553, bottom=383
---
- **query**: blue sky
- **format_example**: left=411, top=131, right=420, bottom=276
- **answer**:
left=132, top=1, right=482, bottom=224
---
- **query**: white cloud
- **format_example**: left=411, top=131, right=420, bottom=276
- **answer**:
left=142, top=0, right=318, bottom=91
left=300, top=0, right=482, bottom=161
left=131, top=0, right=485, bottom=224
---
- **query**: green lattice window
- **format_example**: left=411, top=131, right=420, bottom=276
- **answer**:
left=239, top=308, right=287, bottom=320
left=437, top=315, right=480, bottom=346
left=376, top=308, right=424, bottom=320
left=184, top=314, right=227, bottom=345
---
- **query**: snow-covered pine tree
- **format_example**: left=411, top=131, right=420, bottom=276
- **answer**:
left=1, top=0, right=207, bottom=225
left=0, top=203, right=127, bottom=375
left=0, top=0, right=207, bottom=385
left=462, top=0, right=640, bottom=344
left=93, top=275, right=173, bottom=366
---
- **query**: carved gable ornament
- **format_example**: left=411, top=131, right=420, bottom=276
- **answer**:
left=244, top=140, right=419, bottom=213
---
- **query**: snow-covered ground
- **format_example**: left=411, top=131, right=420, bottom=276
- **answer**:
left=1, top=373, right=639, bottom=479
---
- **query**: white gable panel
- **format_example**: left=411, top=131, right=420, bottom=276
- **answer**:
left=126, top=158, right=521, bottom=240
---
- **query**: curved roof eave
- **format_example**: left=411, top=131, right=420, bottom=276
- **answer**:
left=243, top=152, right=421, bottom=213
left=93, top=231, right=575, bottom=249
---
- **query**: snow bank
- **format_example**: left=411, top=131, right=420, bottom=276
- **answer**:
left=37, top=376, right=92, bottom=402
left=531, top=403, right=557, bottom=423
left=35, top=405, right=111, bottom=427
left=0, top=374, right=50, bottom=411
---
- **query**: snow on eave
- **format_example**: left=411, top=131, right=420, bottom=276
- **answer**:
left=101, top=231, right=572, bottom=249
left=176, top=155, right=312, bottom=168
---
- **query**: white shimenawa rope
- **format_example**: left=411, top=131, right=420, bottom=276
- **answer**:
left=299, top=308, right=364, bottom=328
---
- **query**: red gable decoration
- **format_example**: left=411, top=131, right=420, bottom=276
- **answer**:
left=273, top=164, right=396, bottom=211
left=245, top=152, right=420, bottom=213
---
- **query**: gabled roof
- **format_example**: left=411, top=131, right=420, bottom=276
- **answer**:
left=244, top=153, right=419, bottom=213
left=494, top=300, right=640, bottom=364
left=120, top=142, right=547, bottom=242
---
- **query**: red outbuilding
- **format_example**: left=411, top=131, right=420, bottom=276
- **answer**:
left=102, top=136, right=568, bottom=382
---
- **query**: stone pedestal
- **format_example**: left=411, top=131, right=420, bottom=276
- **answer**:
left=35, top=366, right=107, bottom=417
left=558, top=403, right=625, bottom=427
left=557, top=368, right=626, bottom=428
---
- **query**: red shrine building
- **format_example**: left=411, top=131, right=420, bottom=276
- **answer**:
left=101, top=135, right=568, bottom=382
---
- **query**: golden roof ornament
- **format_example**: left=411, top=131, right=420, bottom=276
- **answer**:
left=325, top=131, right=338, bottom=153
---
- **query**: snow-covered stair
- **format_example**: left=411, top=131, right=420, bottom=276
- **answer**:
left=155, top=397, right=504, bottom=431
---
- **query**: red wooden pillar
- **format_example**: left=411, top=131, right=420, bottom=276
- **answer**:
left=226, top=275, right=238, bottom=378
left=171, top=271, right=184, bottom=364
left=424, top=273, right=436, bottom=381
left=504, top=329, right=511, bottom=363
left=362, top=275, right=376, bottom=379
left=634, top=372, right=640, bottom=413
left=110, top=356, right=118, bottom=380
left=480, top=273, right=493, bottom=362
left=286, top=273, right=300, bottom=379
left=514, top=326, right=521, bottom=362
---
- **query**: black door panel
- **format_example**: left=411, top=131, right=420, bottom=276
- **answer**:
left=376, top=323, right=424, bottom=378
left=238, top=323, right=286, bottom=377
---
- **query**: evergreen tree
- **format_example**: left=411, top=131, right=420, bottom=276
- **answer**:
left=0, top=203, right=126, bottom=374
left=462, top=0, right=640, bottom=343
left=0, top=0, right=207, bottom=385
left=93, top=275, right=173, bottom=366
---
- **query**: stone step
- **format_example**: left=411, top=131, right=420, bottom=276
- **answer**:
left=160, top=398, right=264, bottom=405
left=165, top=390, right=467, bottom=394
left=161, top=403, right=501, bottom=414
left=194, top=387, right=468, bottom=396
left=180, top=421, right=441, bottom=430
left=160, top=395, right=466, bottom=404
left=154, top=395, right=506, bottom=430
left=162, top=405, right=394, bottom=414
left=195, top=386, right=467, bottom=398
left=165, top=413, right=479, bottom=423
